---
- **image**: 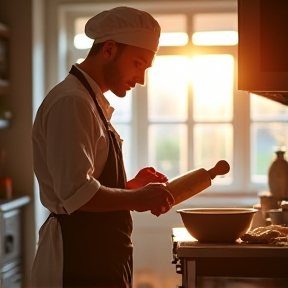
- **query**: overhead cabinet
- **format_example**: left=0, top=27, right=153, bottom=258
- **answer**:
left=0, top=23, right=9, bottom=96
left=238, top=0, right=288, bottom=105
left=0, top=22, right=10, bottom=129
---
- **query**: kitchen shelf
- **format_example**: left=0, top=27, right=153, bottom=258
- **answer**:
left=0, top=195, right=30, bottom=211
left=0, top=22, right=10, bottom=129
left=0, top=79, right=9, bottom=96
left=0, top=23, right=9, bottom=38
left=0, top=109, right=12, bottom=129
left=0, top=22, right=9, bottom=96
left=0, top=119, right=9, bottom=129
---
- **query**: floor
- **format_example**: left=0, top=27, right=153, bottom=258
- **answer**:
left=197, top=278, right=288, bottom=288
left=134, top=277, right=288, bottom=288
left=133, top=270, right=288, bottom=288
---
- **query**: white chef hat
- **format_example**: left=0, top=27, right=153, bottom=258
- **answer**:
left=85, top=6, right=161, bottom=53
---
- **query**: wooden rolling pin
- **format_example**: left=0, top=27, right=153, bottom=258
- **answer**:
left=167, top=160, right=230, bottom=205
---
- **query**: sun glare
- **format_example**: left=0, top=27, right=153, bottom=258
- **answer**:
left=191, top=54, right=234, bottom=121
left=159, top=32, right=188, bottom=46
left=74, top=34, right=93, bottom=49
left=192, top=31, right=238, bottom=46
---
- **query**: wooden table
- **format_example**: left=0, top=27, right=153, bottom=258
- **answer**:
left=176, top=241, right=288, bottom=288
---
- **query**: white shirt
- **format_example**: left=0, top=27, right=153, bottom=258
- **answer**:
left=31, top=66, right=116, bottom=287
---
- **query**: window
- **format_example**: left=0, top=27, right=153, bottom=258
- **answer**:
left=250, top=94, right=288, bottom=182
left=59, top=2, right=288, bottom=206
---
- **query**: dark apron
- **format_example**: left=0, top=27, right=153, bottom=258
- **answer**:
left=52, top=65, right=133, bottom=288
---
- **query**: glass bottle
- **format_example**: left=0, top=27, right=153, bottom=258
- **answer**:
left=268, top=151, right=288, bottom=201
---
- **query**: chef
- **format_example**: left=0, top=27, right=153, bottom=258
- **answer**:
left=31, top=6, right=174, bottom=288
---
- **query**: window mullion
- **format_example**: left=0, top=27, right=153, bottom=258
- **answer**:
left=132, top=84, right=149, bottom=173
left=188, top=67, right=194, bottom=171
left=233, top=84, right=251, bottom=191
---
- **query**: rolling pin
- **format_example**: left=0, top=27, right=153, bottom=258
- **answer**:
left=166, top=160, right=230, bottom=205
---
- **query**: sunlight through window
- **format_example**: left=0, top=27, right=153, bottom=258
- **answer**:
left=74, top=17, right=92, bottom=49
left=148, top=56, right=189, bottom=121
left=193, top=13, right=238, bottom=46
left=74, top=33, right=93, bottom=49
left=153, top=14, right=187, bottom=46
left=191, top=54, right=234, bottom=121
left=159, top=32, right=188, bottom=46
left=192, top=31, right=238, bottom=46
left=69, top=8, right=242, bottom=190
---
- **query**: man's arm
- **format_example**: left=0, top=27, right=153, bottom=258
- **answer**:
left=78, top=182, right=174, bottom=216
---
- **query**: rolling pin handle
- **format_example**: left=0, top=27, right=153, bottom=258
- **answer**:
left=208, top=160, right=230, bottom=180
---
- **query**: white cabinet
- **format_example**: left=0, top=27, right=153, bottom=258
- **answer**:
left=0, top=196, right=30, bottom=288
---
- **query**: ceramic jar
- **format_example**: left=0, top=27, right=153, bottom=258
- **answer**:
left=268, top=151, right=288, bottom=201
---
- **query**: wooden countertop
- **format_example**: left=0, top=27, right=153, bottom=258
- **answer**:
left=177, top=240, right=288, bottom=258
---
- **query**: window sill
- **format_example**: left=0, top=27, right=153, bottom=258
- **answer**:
left=178, top=193, right=259, bottom=209
left=132, top=192, right=260, bottom=228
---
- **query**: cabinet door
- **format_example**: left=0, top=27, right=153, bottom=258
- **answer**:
left=1, top=266, right=22, bottom=288
left=0, top=22, right=9, bottom=95
left=238, top=0, right=288, bottom=92
left=1, top=209, right=21, bottom=267
left=0, top=22, right=10, bottom=128
left=1, top=273, right=22, bottom=288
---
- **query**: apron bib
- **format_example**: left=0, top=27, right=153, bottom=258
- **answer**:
left=53, top=65, right=133, bottom=288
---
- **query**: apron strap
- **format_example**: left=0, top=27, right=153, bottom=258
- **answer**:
left=69, top=65, right=109, bottom=130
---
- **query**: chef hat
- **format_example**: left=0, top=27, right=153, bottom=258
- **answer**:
left=85, top=6, right=161, bottom=53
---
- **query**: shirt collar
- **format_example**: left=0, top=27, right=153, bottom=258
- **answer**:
left=74, top=64, right=115, bottom=121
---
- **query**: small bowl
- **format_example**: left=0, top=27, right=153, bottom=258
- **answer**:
left=268, top=209, right=288, bottom=225
left=177, top=208, right=257, bottom=243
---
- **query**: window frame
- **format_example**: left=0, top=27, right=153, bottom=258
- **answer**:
left=54, top=1, right=265, bottom=207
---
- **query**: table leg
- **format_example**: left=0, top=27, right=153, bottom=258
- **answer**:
left=187, top=259, right=196, bottom=288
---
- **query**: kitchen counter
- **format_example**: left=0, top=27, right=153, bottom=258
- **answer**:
left=177, top=240, right=288, bottom=258
left=175, top=241, right=288, bottom=288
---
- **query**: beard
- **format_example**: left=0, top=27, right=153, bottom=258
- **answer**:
left=103, top=59, right=127, bottom=97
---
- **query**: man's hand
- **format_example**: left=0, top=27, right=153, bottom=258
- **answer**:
left=131, top=182, right=174, bottom=217
left=126, top=167, right=168, bottom=189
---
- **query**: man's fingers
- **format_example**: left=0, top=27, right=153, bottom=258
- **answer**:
left=155, top=171, right=168, bottom=180
left=150, top=208, right=161, bottom=217
left=165, top=191, right=175, bottom=205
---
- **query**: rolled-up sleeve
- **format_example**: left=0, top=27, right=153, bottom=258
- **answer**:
left=44, top=94, right=108, bottom=213
left=62, top=177, right=101, bottom=214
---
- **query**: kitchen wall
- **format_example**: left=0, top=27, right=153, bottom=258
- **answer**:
left=0, top=0, right=36, bottom=286
left=0, top=1, right=184, bottom=286
left=0, top=1, right=239, bottom=288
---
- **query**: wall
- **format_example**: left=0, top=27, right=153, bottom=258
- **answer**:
left=0, top=0, right=184, bottom=286
left=44, top=2, right=189, bottom=286
left=0, top=1, right=239, bottom=288
left=0, top=0, right=36, bottom=286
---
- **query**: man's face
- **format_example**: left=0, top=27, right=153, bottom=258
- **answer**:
left=103, top=44, right=155, bottom=97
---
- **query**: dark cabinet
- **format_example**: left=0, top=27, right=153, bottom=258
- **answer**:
left=0, top=22, right=11, bottom=128
left=238, top=0, right=288, bottom=105
left=0, top=22, right=9, bottom=95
